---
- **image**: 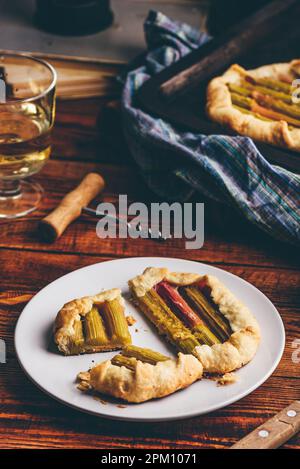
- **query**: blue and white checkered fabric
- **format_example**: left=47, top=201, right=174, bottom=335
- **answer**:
left=121, top=10, right=300, bottom=245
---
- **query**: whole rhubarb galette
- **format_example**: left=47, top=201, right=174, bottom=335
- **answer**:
left=128, top=268, right=260, bottom=374
left=206, top=61, right=300, bottom=151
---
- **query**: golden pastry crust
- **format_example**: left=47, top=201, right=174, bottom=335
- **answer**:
left=128, top=267, right=201, bottom=297
left=194, top=275, right=260, bottom=373
left=77, top=352, right=203, bottom=403
left=206, top=61, right=300, bottom=152
left=54, top=289, right=126, bottom=355
left=129, top=267, right=260, bottom=374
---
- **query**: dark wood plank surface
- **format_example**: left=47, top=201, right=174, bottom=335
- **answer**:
left=0, top=97, right=299, bottom=449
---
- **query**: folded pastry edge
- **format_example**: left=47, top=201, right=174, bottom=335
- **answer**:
left=77, top=352, right=203, bottom=403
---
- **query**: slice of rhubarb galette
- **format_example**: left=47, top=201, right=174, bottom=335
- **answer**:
left=77, top=345, right=203, bottom=403
left=128, top=268, right=260, bottom=374
left=54, top=289, right=131, bottom=355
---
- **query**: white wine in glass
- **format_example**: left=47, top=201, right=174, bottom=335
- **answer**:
left=0, top=53, right=56, bottom=218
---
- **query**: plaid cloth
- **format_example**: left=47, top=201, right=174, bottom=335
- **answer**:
left=121, top=10, right=300, bottom=245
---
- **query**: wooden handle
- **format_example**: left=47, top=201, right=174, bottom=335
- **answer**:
left=231, top=401, right=300, bottom=449
left=39, top=172, right=105, bottom=242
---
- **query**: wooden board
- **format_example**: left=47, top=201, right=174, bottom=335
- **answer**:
left=138, top=0, right=300, bottom=173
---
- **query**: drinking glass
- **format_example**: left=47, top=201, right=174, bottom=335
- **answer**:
left=0, top=53, right=57, bottom=218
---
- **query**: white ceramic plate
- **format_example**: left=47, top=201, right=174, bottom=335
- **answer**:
left=15, top=257, right=285, bottom=422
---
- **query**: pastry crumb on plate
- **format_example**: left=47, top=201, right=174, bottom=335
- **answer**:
left=217, top=372, right=238, bottom=386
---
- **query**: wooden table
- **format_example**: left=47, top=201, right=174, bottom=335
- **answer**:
left=0, top=97, right=299, bottom=449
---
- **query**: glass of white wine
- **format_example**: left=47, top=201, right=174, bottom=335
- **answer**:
left=0, top=53, right=56, bottom=218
